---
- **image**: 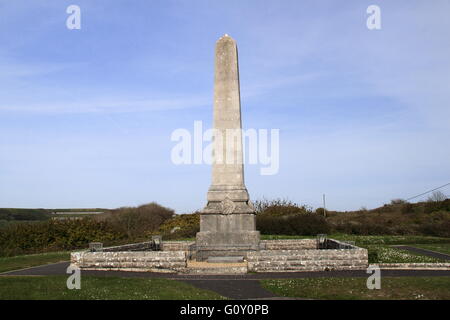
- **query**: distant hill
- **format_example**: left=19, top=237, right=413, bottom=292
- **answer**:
left=0, top=208, right=109, bottom=221
left=0, top=208, right=51, bottom=221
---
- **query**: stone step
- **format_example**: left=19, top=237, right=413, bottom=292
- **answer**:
left=247, top=255, right=364, bottom=262
left=248, top=249, right=364, bottom=256
left=207, top=256, right=244, bottom=263
left=248, top=260, right=367, bottom=268
left=253, top=259, right=367, bottom=265
left=250, top=265, right=367, bottom=272
left=184, top=266, right=248, bottom=275
left=184, top=260, right=248, bottom=274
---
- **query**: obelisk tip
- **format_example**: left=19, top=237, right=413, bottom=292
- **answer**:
left=219, top=33, right=232, bottom=39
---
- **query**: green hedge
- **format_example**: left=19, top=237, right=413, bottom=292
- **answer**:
left=0, top=219, right=124, bottom=257
left=257, top=214, right=330, bottom=235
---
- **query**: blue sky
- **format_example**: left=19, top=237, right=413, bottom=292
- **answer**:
left=1, top=0, right=449, bottom=212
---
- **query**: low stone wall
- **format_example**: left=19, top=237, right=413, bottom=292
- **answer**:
left=161, top=241, right=195, bottom=251
left=247, top=247, right=368, bottom=272
left=70, top=239, right=369, bottom=273
left=260, top=239, right=316, bottom=250
left=71, top=251, right=186, bottom=272
left=102, top=242, right=153, bottom=252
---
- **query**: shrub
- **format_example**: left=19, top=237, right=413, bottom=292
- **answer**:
left=315, top=208, right=326, bottom=216
left=424, top=199, right=450, bottom=214
left=0, top=202, right=175, bottom=256
left=158, top=212, right=200, bottom=239
left=333, top=220, right=397, bottom=235
left=0, top=218, right=124, bottom=257
left=400, top=202, right=414, bottom=214
left=368, top=249, right=379, bottom=264
left=106, top=202, right=174, bottom=239
left=255, top=198, right=312, bottom=216
left=257, top=213, right=330, bottom=236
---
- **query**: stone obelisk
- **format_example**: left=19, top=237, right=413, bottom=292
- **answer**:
left=196, top=34, right=260, bottom=261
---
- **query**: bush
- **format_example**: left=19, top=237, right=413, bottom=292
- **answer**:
left=0, top=219, right=124, bottom=257
left=257, top=213, right=330, bottom=236
left=315, top=208, right=326, bottom=216
left=417, top=211, right=450, bottom=237
left=424, top=199, right=450, bottom=214
left=163, top=225, right=199, bottom=240
left=158, top=212, right=200, bottom=239
left=400, top=202, right=414, bottom=214
left=255, top=198, right=312, bottom=216
left=0, top=202, right=175, bottom=257
left=368, top=249, right=379, bottom=264
left=106, top=202, right=174, bottom=239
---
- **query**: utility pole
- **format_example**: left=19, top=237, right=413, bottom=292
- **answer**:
left=323, top=194, right=327, bottom=217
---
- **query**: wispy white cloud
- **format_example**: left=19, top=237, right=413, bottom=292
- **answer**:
left=0, top=95, right=210, bottom=114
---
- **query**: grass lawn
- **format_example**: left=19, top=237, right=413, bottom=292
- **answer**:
left=0, top=252, right=70, bottom=273
left=261, top=277, right=450, bottom=300
left=410, top=243, right=450, bottom=256
left=329, top=234, right=450, bottom=246
left=0, top=275, right=225, bottom=300
left=366, top=245, right=445, bottom=263
left=327, top=234, right=450, bottom=263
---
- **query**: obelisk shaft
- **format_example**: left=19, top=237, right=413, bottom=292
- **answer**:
left=196, top=35, right=260, bottom=261
left=205, top=34, right=250, bottom=207
left=211, top=34, right=245, bottom=187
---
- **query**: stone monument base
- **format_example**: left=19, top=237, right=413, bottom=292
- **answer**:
left=196, top=230, right=260, bottom=261
left=70, top=239, right=369, bottom=274
left=195, top=213, right=260, bottom=261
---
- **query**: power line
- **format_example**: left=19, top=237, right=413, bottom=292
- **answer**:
left=406, top=182, right=450, bottom=201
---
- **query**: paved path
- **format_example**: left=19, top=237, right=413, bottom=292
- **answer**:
left=3, top=262, right=450, bottom=279
left=392, top=245, right=450, bottom=261
left=2, top=262, right=450, bottom=299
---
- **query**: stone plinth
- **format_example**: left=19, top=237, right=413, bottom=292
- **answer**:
left=197, top=213, right=259, bottom=260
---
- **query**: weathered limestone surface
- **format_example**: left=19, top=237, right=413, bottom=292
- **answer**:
left=247, top=248, right=369, bottom=272
left=196, top=34, right=259, bottom=260
left=161, top=241, right=195, bottom=251
left=260, top=239, right=316, bottom=250
left=70, top=239, right=373, bottom=273
left=71, top=251, right=186, bottom=272
left=102, top=242, right=153, bottom=252
left=182, top=260, right=248, bottom=275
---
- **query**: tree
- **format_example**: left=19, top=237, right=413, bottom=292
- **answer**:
left=427, top=191, right=447, bottom=202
